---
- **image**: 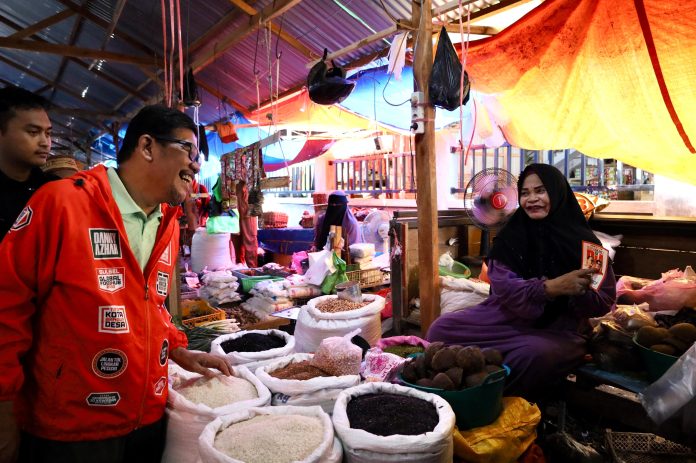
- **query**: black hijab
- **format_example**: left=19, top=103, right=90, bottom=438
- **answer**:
left=487, top=164, right=601, bottom=325
left=315, top=191, right=349, bottom=249
left=488, top=163, right=600, bottom=278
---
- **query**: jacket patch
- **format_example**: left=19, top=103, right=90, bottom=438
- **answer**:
left=156, top=271, right=169, bottom=296
left=92, top=349, right=128, bottom=378
left=159, top=339, right=169, bottom=366
left=154, top=376, right=167, bottom=396
left=89, top=229, right=122, bottom=260
left=159, top=244, right=171, bottom=265
left=10, top=206, right=32, bottom=232
left=96, top=267, right=125, bottom=293
left=86, top=392, right=121, bottom=406
left=98, top=306, right=129, bottom=333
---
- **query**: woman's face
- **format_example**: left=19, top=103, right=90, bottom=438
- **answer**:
left=520, top=173, right=551, bottom=220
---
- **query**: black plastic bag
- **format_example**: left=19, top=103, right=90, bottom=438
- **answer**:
left=307, top=48, right=356, bottom=105
left=429, top=27, right=470, bottom=111
left=183, top=68, right=199, bottom=106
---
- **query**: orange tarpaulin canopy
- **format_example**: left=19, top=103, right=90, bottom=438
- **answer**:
left=465, top=0, right=696, bottom=184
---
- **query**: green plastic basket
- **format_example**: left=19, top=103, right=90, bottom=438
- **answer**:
left=438, top=260, right=472, bottom=279
left=239, top=275, right=285, bottom=293
left=633, top=335, right=678, bottom=383
left=398, top=364, right=509, bottom=430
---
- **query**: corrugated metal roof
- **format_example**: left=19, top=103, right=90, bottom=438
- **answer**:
left=0, top=0, right=530, bottom=161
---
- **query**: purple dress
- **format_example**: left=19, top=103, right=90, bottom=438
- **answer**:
left=427, top=259, right=616, bottom=398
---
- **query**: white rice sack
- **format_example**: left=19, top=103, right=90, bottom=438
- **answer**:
left=210, top=329, right=295, bottom=368
left=439, top=276, right=490, bottom=314
left=199, top=406, right=340, bottom=463
left=332, top=383, right=455, bottom=463
left=162, top=366, right=271, bottom=463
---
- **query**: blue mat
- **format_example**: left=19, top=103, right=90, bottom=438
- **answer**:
left=576, top=364, right=651, bottom=394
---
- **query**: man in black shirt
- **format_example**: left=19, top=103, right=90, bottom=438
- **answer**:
left=0, top=87, right=56, bottom=241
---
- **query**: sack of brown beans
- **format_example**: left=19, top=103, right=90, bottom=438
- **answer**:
left=210, top=329, right=296, bottom=371
left=198, top=405, right=342, bottom=463
left=255, top=353, right=361, bottom=414
left=163, top=365, right=271, bottom=463
left=294, top=294, right=385, bottom=353
left=332, top=382, right=455, bottom=463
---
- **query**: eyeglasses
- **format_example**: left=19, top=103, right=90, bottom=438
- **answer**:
left=153, top=135, right=200, bottom=164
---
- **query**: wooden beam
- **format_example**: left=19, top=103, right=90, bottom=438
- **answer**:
left=467, top=0, right=536, bottom=22
left=49, top=107, right=126, bottom=121
left=0, top=38, right=159, bottom=66
left=228, top=0, right=257, bottom=15
left=192, top=0, right=304, bottom=73
left=0, top=14, right=149, bottom=101
left=56, top=0, right=154, bottom=56
left=433, top=0, right=480, bottom=17
left=429, top=22, right=498, bottom=35
left=50, top=4, right=89, bottom=105
left=8, top=9, right=76, bottom=40
left=306, top=24, right=399, bottom=68
left=412, top=0, right=440, bottom=334
left=197, top=80, right=249, bottom=115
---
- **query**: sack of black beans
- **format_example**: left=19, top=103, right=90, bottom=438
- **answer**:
left=332, top=382, right=455, bottom=463
left=163, top=365, right=271, bottom=463
left=294, top=294, right=385, bottom=353
left=255, top=353, right=361, bottom=414
left=210, top=329, right=296, bottom=370
left=198, top=405, right=342, bottom=463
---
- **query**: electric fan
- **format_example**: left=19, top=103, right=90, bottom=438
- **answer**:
left=463, top=168, right=518, bottom=260
left=360, top=210, right=392, bottom=253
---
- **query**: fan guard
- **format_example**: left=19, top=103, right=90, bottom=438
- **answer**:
left=464, top=168, right=518, bottom=230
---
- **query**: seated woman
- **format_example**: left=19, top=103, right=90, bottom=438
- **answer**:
left=427, top=164, right=616, bottom=400
left=314, top=191, right=363, bottom=251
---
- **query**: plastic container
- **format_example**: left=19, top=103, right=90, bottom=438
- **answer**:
left=633, top=336, right=678, bottom=383
left=438, top=261, right=472, bottom=279
left=398, top=364, right=509, bottom=430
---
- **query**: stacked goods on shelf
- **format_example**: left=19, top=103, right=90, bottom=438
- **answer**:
left=199, top=406, right=342, bottom=463
left=199, top=270, right=241, bottom=305
left=163, top=365, right=271, bottom=463
left=294, top=294, right=385, bottom=352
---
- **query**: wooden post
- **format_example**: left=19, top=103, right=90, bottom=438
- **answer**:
left=412, top=0, right=440, bottom=335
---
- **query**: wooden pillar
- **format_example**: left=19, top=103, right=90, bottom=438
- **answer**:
left=412, top=0, right=440, bottom=335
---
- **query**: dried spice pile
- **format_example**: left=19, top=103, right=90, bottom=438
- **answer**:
left=214, top=414, right=324, bottom=463
left=269, top=360, right=332, bottom=380
left=221, top=333, right=286, bottom=353
left=382, top=345, right=425, bottom=358
left=347, top=393, right=438, bottom=436
left=315, top=299, right=367, bottom=313
left=223, top=306, right=260, bottom=326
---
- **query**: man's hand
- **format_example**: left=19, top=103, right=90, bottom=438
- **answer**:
left=544, top=268, right=594, bottom=298
left=169, top=348, right=231, bottom=377
left=0, top=401, right=19, bottom=463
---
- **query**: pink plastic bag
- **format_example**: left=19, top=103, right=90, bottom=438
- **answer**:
left=616, top=267, right=696, bottom=311
left=361, top=348, right=406, bottom=382
left=291, top=250, right=309, bottom=275
left=376, top=335, right=430, bottom=350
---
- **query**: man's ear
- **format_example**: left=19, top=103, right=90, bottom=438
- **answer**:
left=137, top=134, right=154, bottom=162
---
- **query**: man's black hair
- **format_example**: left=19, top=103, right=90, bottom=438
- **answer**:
left=0, top=86, right=50, bottom=132
left=117, top=105, right=197, bottom=164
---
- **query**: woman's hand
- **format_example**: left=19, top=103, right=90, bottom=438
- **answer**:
left=169, top=348, right=231, bottom=377
left=544, top=268, right=594, bottom=298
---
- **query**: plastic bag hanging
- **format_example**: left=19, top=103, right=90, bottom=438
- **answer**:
left=182, top=68, right=200, bottom=106
left=307, top=48, right=356, bottom=105
left=429, top=26, right=471, bottom=111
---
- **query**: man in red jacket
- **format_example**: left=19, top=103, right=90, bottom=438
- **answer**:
left=0, top=105, right=230, bottom=462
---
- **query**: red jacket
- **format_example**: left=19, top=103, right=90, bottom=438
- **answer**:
left=0, top=165, right=188, bottom=441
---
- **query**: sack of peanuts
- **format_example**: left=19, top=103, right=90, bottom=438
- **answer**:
left=294, top=294, right=385, bottom=353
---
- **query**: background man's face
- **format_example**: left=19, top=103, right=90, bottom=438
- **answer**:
left=0, top=109, right=52, bottom=169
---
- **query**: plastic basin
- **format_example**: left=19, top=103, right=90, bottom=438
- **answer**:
left=633, top=335, right=678, bottom=383
left=398, top=364, right=509, bottom=430
left=438, top=261, right=471, bottom=279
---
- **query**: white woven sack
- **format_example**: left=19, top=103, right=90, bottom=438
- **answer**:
left=294, top=295, right=384, bottom=353
left=306, top=294, right=385, bottom=320
left=255, top=353, right=361, bottom=396
left=332, top=383, right=455, bottom=463
left=162, top=366, right=271, bottom=463
left=198, top=405, right=340, bottom=463
left=191, top=228, right=233, bottom=273
left=272, top=388, right=346, bottom=415
left=209, top=329, right=295, bottom=367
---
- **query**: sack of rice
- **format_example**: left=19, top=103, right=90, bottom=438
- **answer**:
left=294, top=294, right=384, bottom=353
left=199, top=405, right=342, bottom=463
left=332, top=382, right=455, bottom=463
left=162, top=365, right=271, bottom=463
left=255, top=353, right=360, bottom=414
left=210, top=329, right=295, bottom=370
